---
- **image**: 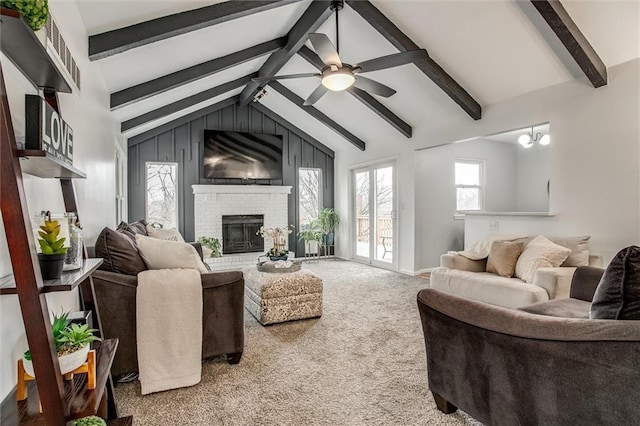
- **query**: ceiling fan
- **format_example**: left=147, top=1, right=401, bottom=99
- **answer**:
left=252, top=0, right=429, bottom=106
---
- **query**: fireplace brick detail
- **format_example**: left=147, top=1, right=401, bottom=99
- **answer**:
left=193, top=185, right=292, bottom=254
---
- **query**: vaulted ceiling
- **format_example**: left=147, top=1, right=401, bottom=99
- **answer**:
left=76, top=0, right=640, bottom=153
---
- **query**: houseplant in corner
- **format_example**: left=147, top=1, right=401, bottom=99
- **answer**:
left=37, top=212, right=68, bottom=280
left=22, top=311, right=101, bottom=377
left=297, top=220, right=323, bottom=257
left=318, top=208, right=340, bottom=257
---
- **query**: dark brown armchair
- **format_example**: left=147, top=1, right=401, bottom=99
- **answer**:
left=93, top=268, right=245, bottom=376
left=417, top=266, right=640, bottom=425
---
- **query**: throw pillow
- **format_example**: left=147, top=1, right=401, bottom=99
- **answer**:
left=486, top=241, right=525, bottom=278
left=590, top=246, right=640, bottom=320
left=146, top=226, right=185, bottom=243
left=135, top=234, right=208, bottom=274
left=95, top=227, right=147, bottom=276
left=515, top=235, right=572, bottom=284
left=126, top=219, right=148, bottom=236
left=549, top=236, right=591, bottom=267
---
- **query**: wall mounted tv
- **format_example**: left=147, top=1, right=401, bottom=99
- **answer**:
left=202, top=130, right=283, bottom=180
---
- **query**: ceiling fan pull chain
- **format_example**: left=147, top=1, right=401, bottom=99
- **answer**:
left=335, top=6, right=339, bottom=54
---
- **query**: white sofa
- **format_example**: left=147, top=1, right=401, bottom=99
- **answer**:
left=430, top=237, right=600, bottom=309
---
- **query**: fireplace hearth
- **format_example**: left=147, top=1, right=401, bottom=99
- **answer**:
left=222, top=215, right=264, bottom=254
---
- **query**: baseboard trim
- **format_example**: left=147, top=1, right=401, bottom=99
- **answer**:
left=399, top=269, right=417, bottom=276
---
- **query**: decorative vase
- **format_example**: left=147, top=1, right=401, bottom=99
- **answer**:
left=23, top=344, right=90, bottom=377
left=37, top=253, right=66, bottom=280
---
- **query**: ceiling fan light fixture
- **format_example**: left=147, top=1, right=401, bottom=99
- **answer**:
left=321, top=70, right=355, bottom=91
left=518, top=134, right=532, bottom=147
left=539, top=134, right=551, bottom=145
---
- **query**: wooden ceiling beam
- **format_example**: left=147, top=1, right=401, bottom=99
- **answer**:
left=346, top=0, right=481, bottom=120
left=121, top=73, right=256, bottom=133
left=530, top=0, right=607, bottom=87
left=297, top=45, right=412, bottom=138
left=89, top=0, right=298, bottom=61
left=238, top=1, right=333, bottom=106
left=111, top=38, right=286, bottom=110
left=268, top=81, right=366, bottom=151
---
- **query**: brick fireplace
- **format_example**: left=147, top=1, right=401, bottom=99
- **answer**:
left=193, top=185, right=292, bottom=269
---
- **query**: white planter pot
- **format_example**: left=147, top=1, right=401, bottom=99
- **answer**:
left=23, top=344, right=90, bottom=377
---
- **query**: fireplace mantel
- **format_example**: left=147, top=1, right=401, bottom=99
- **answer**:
left=192, top=185, right=292, bottom=195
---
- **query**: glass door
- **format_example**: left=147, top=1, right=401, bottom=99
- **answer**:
left=351, top=162, right=396, bottom=270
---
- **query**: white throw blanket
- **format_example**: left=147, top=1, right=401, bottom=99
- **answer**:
left=136, top=269, right=202, bottom=395
left=455, top=233, right=529, bottom=260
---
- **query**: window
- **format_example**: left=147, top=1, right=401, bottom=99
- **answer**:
left=146, top=162, right=178, bottom=229
left=298, top=168, right=322, bottom=226
left=455, top=160, right=483, bottom=211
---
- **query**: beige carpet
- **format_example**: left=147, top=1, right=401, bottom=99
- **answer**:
left=114, top=259, right=482, bottom=425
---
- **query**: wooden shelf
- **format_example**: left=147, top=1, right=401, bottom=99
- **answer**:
left=0, top=8, right=71, bottom=93
left=0, top=259, right=103, bottom=295
left=17, top=150, right=86, bottom=179
left=0, top=339, right=119, bottom=425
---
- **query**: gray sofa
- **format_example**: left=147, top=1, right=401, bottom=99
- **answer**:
left=418, top=266, right=640, bottom=425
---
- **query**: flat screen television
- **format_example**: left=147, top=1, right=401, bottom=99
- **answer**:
left=202, top=130, right=283, bottom=180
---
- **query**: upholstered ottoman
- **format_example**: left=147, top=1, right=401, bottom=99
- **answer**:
left=243, top=268, right=323, bottom=325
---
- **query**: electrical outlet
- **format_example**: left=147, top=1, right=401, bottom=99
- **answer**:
left=489, top=220, right=499, bottom=231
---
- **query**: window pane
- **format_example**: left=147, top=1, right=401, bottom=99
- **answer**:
left=355, top=171, right=370, bottom=258
left=455, top=162, right=480, bottom=185
left=457, top=188, right=480, bottom=210
left=146, top=163, right=177, bottom=228
left=298, top=169, right=321, bottom=226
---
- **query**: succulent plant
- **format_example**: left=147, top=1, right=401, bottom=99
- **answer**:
left=71, top=416, right=107, bottom=426
left=24, top=311, right=70, bottom=361
left=57, top=323, right=101, bottom=354
left=37, top=212, right=68, bottom=255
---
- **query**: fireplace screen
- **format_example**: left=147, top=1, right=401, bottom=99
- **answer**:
left=221, top=215, right=264, bottom=254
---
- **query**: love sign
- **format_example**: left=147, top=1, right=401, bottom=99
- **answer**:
left=25, top=95, right=73, bottom=164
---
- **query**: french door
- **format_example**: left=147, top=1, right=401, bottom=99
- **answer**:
left=351, top=162, right=397, bottom=270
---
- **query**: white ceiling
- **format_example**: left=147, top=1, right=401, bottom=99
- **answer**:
left=74, top=0, right=640, bottom=145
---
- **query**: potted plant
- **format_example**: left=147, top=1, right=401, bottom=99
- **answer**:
left=0, top=0, right=49, bottom=31
left=23, top=311, right=100, bottom=377
left=71, top=416, right=107, bottom=426
left=198, top=236, right=222, bottom=258
left=258, top=225, right=294, bottom=261
left=297, top=221, right=323, bottom=256
left=36, top=212, right=68, bottom=280
left=317, top=208, right=341, bottom=256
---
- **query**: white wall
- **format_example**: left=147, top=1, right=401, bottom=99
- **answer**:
left=335, top=58, right=640, bottom=273
left=415, top=139, right=518, bottom=268
left=516, top=141, right=550, bottom=211
left=0, top=0, right=123, bottom=400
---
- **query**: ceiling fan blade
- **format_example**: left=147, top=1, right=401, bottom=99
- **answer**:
left=303, top=85, right=329, bottom=106
left=252, top=73, right=320, bottom=82
left=353, top=76, right=396, bottom=97
left=354, top=49, right=429, bottom=73
left=309, top=33, right=342, bottom=67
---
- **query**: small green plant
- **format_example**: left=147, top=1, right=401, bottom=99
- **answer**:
left=1, top=0, right=49, bottom=31
left=71, top=416, right=107, bottom=426
left=24, top=311, right=100, bottom=360
left=297, top=221, right=323, bottom=243
left=24, top=311, right=69, bottom=361
left=198, top=236, right=222, bottom=257
left=37, top=212, right=68, bottom=255
left=57, top=323, right=101, bottom=355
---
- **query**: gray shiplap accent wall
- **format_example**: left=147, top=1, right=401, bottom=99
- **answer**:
left=128, top=102, right=334, bottom=255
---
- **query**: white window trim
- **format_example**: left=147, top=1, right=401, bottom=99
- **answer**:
left=454, top=159, right=485, bottom=212
left=145, top=161, right=179, bottom=229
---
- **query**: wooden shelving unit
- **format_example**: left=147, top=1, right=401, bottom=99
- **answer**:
left=0, top=339, right=118, bottom=425
left=0, top=8, right=71, bottom=93
left=0, top=259, right=103, bottom=295
left=17, top=150, right=87, bottom=179
left=0, top=7, right=125, bottom=426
